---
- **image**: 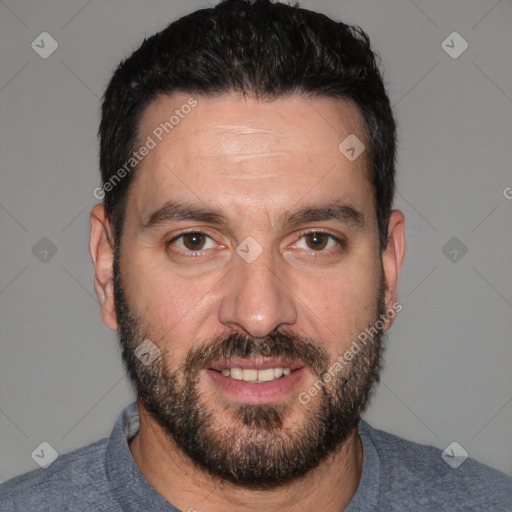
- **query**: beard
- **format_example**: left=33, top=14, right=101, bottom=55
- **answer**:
left=113, top=253, right=386, bottom=488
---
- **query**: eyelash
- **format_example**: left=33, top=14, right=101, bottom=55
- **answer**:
left=166, top=229, right=345, bottom=257
left=295, top=230, right=346, bottom=254
left=166, top=230, right=220, bottom=257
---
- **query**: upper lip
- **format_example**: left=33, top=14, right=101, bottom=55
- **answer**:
left=207, top=357, right=306, bottom=372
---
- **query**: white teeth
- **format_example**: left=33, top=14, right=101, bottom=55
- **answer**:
left=230, top=368, right=243, bottom=380
left=220, top=367, right=292, bottom=382
left=242, top=369, right=258, bottom=381
left=257, top=368, right=275, bottom=382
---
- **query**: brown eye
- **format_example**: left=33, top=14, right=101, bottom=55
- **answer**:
left=304, top=232, right=329, bottom=251
left=292, top=231, right=342, bottom=253
left=168, top=231, right=217, bottom=253
left=181, top=232, right=207, bottom=250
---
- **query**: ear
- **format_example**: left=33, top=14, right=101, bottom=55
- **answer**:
left=381, top=209, right=405, bottom=330
left=89, top=203, right=118, bottom=330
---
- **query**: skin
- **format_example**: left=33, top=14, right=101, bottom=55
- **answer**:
left=90, top=92, right=405, bottom=512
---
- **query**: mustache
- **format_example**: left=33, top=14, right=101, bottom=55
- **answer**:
left=184, top=331, right=330, bottom=378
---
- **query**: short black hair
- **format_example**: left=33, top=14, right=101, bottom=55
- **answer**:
left=99, top=0, right=396, bottom=250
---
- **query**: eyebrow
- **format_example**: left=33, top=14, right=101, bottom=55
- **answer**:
left=140, top=199, right=364, bottom=231
left=281, top=201, right=364, bottom=230
left=140, top=201, right=229, bottom=230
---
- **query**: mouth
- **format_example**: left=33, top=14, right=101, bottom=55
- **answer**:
left=205, top=357, right=307, bottom=403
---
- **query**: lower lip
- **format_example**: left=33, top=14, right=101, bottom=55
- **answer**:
left=205, top=367, right=307, bottom=404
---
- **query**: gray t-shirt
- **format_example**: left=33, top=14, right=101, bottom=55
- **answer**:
left=1, top=402, right=510, bottom=511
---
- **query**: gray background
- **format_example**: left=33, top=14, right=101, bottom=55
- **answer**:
left=1, top=0, right=511, bottom=482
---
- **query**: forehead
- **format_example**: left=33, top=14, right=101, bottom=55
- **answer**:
left=128, top=92, right=373, bottom=224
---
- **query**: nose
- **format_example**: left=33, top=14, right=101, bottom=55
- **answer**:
left=218, top=249, right=298, bottom=338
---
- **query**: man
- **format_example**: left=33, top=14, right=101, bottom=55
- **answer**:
left=1, top=0, right=510, bottom=510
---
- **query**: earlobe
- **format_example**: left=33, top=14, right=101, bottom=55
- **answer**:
left=89, top=203, right=118, bottom=330
left=381, top=210, right=405, bottom=327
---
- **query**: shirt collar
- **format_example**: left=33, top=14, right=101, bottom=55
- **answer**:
left=344, top=419, right=381, bottom=511
left=105, top=402, right=179, bottom=512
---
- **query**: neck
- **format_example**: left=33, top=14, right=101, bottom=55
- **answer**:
left=129, top=401, right=363, bottom=512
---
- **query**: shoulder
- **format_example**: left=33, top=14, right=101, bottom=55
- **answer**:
left=360, top=421, right=512, bottom=511
left=0, top=438, right=115, bottom=512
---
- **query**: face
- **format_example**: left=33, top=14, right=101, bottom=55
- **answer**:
left=102, top=93, right=400, bottom=486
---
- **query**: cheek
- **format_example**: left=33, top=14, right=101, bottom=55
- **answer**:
left=122, top=258, right=219, bottom=356
left=296, top=258, right=381, bottom=346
